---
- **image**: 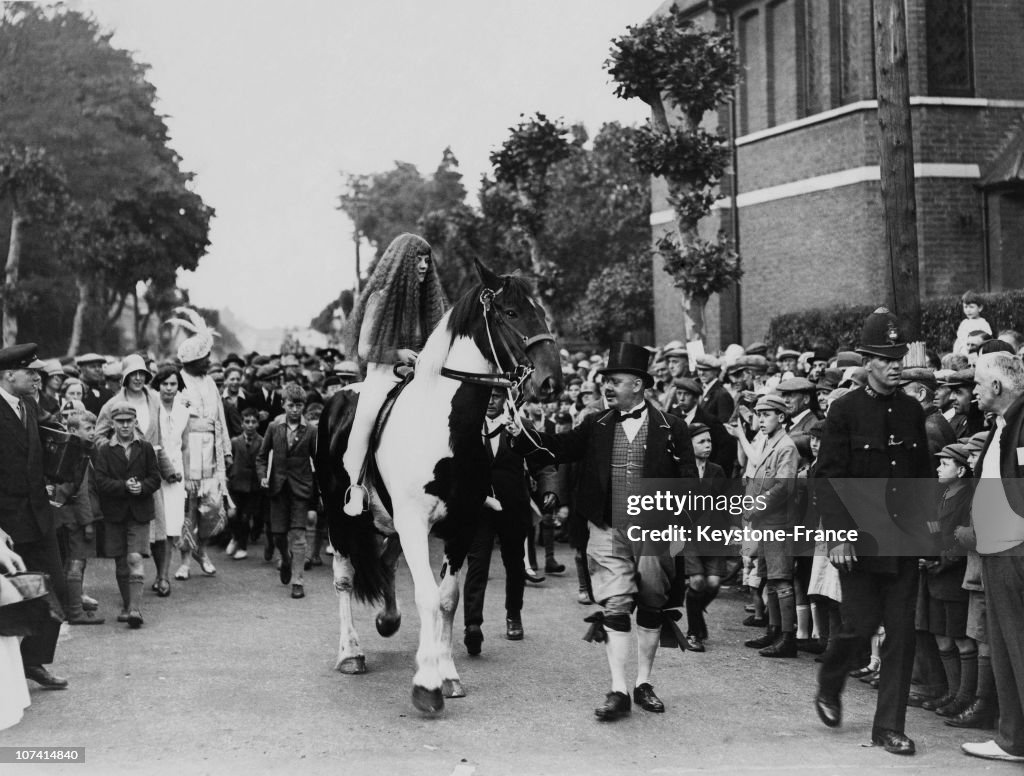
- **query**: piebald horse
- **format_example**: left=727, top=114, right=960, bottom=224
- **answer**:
left=316, top=260, right=561, bottom=714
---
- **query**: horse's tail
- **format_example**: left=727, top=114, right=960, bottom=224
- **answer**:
left=317, top=389, right=392, bottom=606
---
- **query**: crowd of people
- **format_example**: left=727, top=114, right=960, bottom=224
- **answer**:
left=0, top=236, right=1022, bottom=766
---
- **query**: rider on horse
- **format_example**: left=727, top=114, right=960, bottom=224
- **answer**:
left=342, top=233, right=448, bottom=516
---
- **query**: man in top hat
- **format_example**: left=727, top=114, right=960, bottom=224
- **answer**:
left=694, top=355, right=734, bottom=424
left=509, top=342, right=698, bottom=721
left=75, top=353, right=114, bottom=416
left=813, top=307, right=933, bottom=755
left=0, top=343, right=69, bottom=688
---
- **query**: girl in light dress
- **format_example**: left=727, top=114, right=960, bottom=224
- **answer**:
left=151, top=366, right=189, bottom=592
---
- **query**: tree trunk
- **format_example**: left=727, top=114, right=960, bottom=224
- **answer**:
left=648, top=94, right=670, bottom=134
left=67, top=276, right=90, bottom=357
left=682, top=292, right=708, bottom=344
left=525, top=234, right=559, bottom=336
left=873, top=0, right=921, bottom=338
left=3, top=209, right=24, bottom=348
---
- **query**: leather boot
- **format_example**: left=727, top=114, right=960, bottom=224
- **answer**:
left=759, top=630, right=798, bottom=657
left=745, top=625, right=780, bottom=649
left=945, top=697, right=998, bottom=729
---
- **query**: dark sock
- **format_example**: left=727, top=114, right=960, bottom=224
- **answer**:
left=766, top=589, right=780, bottom=629
left=977, top=654, right=995, bottom=701
left=957, top=649, right=978, bottom=703
left=777, top=583, right=796, bottom=633
left=938, top=647, right=960, bottom=699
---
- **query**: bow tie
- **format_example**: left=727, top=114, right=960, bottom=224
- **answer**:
left=615, top=408, right=645, bottom=423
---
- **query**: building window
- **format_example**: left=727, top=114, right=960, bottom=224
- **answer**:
left=926, top=0, right=973, bottom=97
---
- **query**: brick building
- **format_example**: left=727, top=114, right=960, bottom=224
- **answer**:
left=650, top=0, right=1024, bottom=349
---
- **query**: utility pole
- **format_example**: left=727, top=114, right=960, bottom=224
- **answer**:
left=873, top=0, right=921, bottom=338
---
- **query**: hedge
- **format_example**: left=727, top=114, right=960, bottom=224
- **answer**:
left=765, top=290, right=1024, bottom=354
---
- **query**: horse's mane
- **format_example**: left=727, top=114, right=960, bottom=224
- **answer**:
left=415, top=276, right=536, bottom=380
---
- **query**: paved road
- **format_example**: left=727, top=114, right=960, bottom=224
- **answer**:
left=0, top=538, right=1012, bottom=776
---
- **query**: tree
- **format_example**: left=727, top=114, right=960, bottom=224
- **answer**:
left=607, top=7, right=740, bottom=344
left=487, top=112, right=573, bottom=331
left=0, top=145, right=68, bottom=346
left=0, top=3, right=213, bottom=354
left=571, top=251, right=653, bottom=346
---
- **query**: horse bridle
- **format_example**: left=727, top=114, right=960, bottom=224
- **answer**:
left=440, top=286, right=555, bottom=393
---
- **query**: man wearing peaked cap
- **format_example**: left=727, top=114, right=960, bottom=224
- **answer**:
left=694, top=354, right=734, bottom=425
left=745, top=342, right=768, bottom=358
left=658, top=342, right=691, bottom=410
left=666, top=377, right=737, bottom=476
left=942, top=368, right=985, bottom=438
left=900, top=368, right=956, bottom=470
left=776, top=378, right=822, bottom=439
left=834, top=351, right=863, bottom=368
left=813, top=305, right=933, bottom=756
left=508, top=341, right=698, bottom=721
left=75, top=353, right=114, bottom=416
left=0, top=343, right=69, bottom=688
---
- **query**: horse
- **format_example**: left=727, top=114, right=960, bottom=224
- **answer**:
left=315, top=259, right=561, bottom=714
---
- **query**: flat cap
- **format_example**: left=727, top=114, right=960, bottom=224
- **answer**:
left=833, top=351, right=863, bottom=368
left=776, top=377, right=816, bottom=393
left=941, top=368, right=975, bottom=388
left=688, top=422, right=711, bottom=438
left=899, top=367, right=937, bottom=391
left=937, top=443, right=970, bottom=467
left=0, top=343, right=38, bottom=371
left=745, top=342, right=768, bottom=357
left=964, top=432, right=989, bottom=454
left=109, top=402, right=137, bottom=421
left=256, top=365, right=281, bottom=380
left=673, top=377, right=703, bottom=396
left=754, top=394, right=789, bottom=415
left=694, top=354, right=721, bottom=370
left=727, top=355, right=769, bottom=374
left=75, top=353, right=106, bottom=366
left=775, top=347, right=801, bottom=361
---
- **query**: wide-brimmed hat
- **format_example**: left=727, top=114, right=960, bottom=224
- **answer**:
left=856, top=307, right=909, bottom=359
left=120, top=354, right=151, bottom=384
left=597, top=342, right=654, bottom=388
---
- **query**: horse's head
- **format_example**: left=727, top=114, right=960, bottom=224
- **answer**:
left=471, top=259, right=562, bottom=401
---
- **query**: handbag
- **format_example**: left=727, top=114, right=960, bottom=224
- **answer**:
left=0, top=573, right=65, bottom=638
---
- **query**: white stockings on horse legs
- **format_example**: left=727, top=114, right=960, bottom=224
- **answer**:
left=333, top=554, right=365, bottom=673
left=436, top=558, right=464, bottom=698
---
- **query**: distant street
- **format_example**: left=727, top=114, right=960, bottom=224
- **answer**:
left=0, top=537, right=1002, bottom=776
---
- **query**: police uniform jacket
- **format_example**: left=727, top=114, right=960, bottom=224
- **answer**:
left=813, top=384, right=933, bottom=573
left=0, top=396, right=51, bottom=542
left=513, top=401, right=698, bottom=531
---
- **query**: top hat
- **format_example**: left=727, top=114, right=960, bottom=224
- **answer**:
left=597, top=342, right=654, bottom=388
left=857, top=307, right=909, bottom=359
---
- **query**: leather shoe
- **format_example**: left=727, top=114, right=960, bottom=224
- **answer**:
left=922, top=692, right=956, bottom=711
left=937, top=696, right=973, bottom=717
left=544, top=559, right=566, bottom=574
left=684, top=633, right=705, bottom=652
left=871, top=728, right=915, bottom=755
left=814, top=693, right=841, bottom=727
left=464, top=625, right=483, bottom=656
left=524, top=568, right=545, bottom=584
left=906, top=691, right=939, bottom=708
left=759, top=632, right=797, bottom=658
left=24, top=665, right=68, bottom=690
left=742, top=614, right=767, bottom=627
left=595, top=691, right=631, bottom=720
left=797, top=637, right=826, bottom=654
left=506, top=618, right=524, bottom=640
left=127, top=609, right=143, bottom=629
left=632, top=683, right=665, bottom=713
left=745, top=626, right=779, bottom=649
left=945, top=698, right=998, bottom=729
left=291, top=584, right=305, bottom=599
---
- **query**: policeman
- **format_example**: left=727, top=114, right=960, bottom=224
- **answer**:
left=812, top=307, right=933, bottom=756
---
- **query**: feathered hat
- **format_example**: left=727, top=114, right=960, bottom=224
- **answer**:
left=165, top=307, right=218, bottom=364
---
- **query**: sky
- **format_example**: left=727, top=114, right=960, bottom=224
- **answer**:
left=73, top=0, right=653, bottom=331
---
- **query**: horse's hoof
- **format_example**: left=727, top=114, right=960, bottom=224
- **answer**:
left=412, top=685, right=445, bottom=714
left=441, top=679, right=465, bottom=698
left=376, top=612, right=401, bottom=638
left=336, top=656, right=367, bottom=674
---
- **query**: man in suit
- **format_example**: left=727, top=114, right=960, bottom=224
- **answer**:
left=776, top=377, right=822, bottom=449
left=694, top=355, right=734, bottom=424
left=75, top=353, right=114, bottom=416
left=813, top=308, right=934, bottom=756
left=511, top=342, right=698, bottom=721
left=463, top=388, right=534, bottom=655
left=0, top=343, right=68, bottom=688
left=667, top=377, right=737, bottom=477
left=257, top=382, right=318, bottom=598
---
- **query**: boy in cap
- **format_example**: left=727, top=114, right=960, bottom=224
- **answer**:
left=92, top=403, right=161, bottom=628
left=733, top=394, right=800, bottom=658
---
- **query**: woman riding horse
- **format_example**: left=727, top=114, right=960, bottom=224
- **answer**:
left=342, top=233, right=447, bottom=516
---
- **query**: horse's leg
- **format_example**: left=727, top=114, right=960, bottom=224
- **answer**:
left=438, top=558, right=465, bottom=698
left=398, top=516, right=445, bottom=714
left=333, top=553, right=366, bottom=674
left=376, top=536, right=402, bottom=638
